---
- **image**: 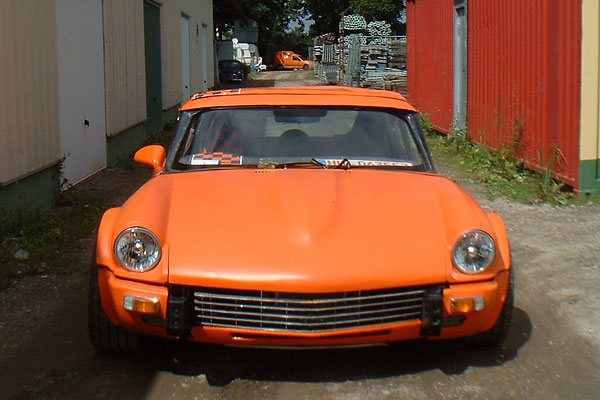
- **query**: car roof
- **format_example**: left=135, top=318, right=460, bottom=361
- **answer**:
left=180, top=86, right=417, bottom=112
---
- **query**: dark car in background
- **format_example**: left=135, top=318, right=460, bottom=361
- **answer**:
left=218, top=59, right=245, bottom=83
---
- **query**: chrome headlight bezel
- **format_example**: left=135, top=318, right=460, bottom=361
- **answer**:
left=451, top=230, right=496, bottom=274
left=114, top=227, right=161, bottom=272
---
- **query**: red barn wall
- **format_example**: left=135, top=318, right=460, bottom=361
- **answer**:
left=406, top=0, right=454, bottom=133
left=407, top=0, right=582, bottom=187
left=468, top=0, right=581, bottom=186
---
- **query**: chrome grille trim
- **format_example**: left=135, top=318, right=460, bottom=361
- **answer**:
left=193, top=287, right=428, bottom=333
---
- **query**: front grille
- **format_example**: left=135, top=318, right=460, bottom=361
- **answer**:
left=193, top=286, right=429, bottom=333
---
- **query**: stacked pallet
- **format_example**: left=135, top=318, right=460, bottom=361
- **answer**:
left=314, top=45, right=323, bottom=59
left=361, top=45, right=388, bottom=72
left=314, top=32, right=335, bottom=46
left=312, top=13, right=408, bottom=91
left=389, top=40, right=407, bottom=69
left=383, top=69, right=408, bottom=96
left=320, top=63, right=339, bottom=84
left=322, top=44, right=337, bottom=63
left=314, top=42, right=339, bottom=84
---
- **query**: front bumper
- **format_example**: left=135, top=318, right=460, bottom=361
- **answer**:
left=98, top=268, right=510, bottom=347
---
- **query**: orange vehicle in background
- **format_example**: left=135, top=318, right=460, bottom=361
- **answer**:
left=273, top=51, right=314, bottom=70
left=89, top=87, right=512, bottom=353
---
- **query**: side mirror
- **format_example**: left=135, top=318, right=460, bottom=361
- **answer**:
left=134, top=145, right=166, bottom=174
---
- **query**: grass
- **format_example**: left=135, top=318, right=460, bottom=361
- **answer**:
left=0, top=194, right=109, bottom=289
left=0, top=126, right=177, bottom=290
left=420, top=113, right=576, bottom=205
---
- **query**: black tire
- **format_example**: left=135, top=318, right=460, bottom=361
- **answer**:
left=277, top=64, right=284, bottom=71
left=465, top=270, right=514, bottom=347
left=88, top=254, right=140, bottom=353
left=303, top=64, right=309, bottom=71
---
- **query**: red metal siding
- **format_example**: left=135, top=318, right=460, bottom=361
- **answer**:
left=407, top=0, right=454, bottom=133
left=468, top=0, right=581, bottom=187
left=407, top=0, right=582, bottom=187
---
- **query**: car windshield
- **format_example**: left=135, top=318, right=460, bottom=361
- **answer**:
left=173, top=108, right=425, bottom=170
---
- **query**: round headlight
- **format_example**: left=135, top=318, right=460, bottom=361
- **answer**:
left=451, top=230, right=496, bottom=274
left=114, top=227, right=161, bottom=272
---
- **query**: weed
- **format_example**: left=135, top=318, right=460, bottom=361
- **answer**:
left=422, top=112, right=577, bottom=205
left=419, top=113, right=434, bottom=135
left=146, top=129, right=176, bottom=151
left=0, top=195, right=108, bottom=289
left=536, top=147, right=573, bottom=205
left=57, top=156, right=72, bottom=191
left=0, top=128, right=172, bottom=289
left=163, top=118, right=177, bottom=132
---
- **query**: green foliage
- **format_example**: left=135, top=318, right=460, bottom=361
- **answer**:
left=276, top=27, right=314, bottom=57
left=304, top=0, right=405, bottom=36
left=237, top=0, right=306, bottom=58
left=348, top=0, right=404, bottom=32
left=419, top=113, right=434, bottom=135
left=304, top=0, right=350, bottom=36
left=234, top=0, right=406, bottom=58
left=0, top=128, right=179, bottom=289
left=423, top=113, right=574, bottom=205
left=0, top=195, right=108, bottom=289
left=163, top=118, right=177, bottom=132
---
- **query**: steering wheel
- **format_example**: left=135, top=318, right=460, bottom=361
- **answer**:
left=281, top=129, right=307, bottom=139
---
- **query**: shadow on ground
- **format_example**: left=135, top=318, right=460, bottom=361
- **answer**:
left=217, top=79, right=276, bottom=89
left=134, top=307, right=531, bottom=387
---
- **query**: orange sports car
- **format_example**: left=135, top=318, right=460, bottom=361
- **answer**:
left=89, top=87, right=512, bottom=353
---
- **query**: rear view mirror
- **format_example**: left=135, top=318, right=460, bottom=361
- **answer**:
left=134, top=145, right=166, bottom=174
left=273, top=108, right=327, bottom=123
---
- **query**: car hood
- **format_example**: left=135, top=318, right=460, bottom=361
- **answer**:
left=116, top=169, right=495, bottom=292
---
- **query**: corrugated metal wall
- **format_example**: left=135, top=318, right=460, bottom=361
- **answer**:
left=0, top=0, right=61, bottom=185
left=468, top=0, right=581, bottom=186
left=406, top=0, right=454, bottom=133
left=407, top=0, right=582, bottom=187
left=103, top=0, right=147, bottom=137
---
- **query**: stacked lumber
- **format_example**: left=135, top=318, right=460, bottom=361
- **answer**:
left=389, top=40, right=407, bottom=69
left=314, top=33, right=335, bottom=46
left=361, top=45, right=388, bottom=72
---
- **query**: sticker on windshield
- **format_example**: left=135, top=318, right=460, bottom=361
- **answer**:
left=191, top=151, right=242, bottom=165
left=315, top=159, right=414, bottom=167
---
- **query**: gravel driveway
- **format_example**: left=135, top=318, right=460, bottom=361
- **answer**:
left=1, top=71, right=599, bottom=399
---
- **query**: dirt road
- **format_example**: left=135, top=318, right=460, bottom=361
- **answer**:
left=1, top=71, right=599, bottom=399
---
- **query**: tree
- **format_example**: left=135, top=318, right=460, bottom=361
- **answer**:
left=303, top=0, right=350, bottom=37
left=236, top=0, right=305, bottom=60
left=304, top=0, right=405, bottom=36
left=235, top=0, right=406, bottom=60
left=349, top=0, right=401, bottom=22
left=349, top=0, right=404, bottom=34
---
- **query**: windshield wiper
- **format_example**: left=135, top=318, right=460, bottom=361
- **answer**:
left=257, top=158, right=327, bottom=169
left=334, top=158, right=351, bottom=170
